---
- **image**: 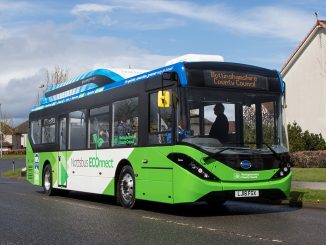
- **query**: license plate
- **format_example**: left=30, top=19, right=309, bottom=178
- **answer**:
left=235, top=190, right=259, bottom=198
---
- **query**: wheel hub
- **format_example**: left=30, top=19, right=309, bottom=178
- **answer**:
left=120, top=173, right=134, bottom=202
left=44, top=170, right=51, bottom=191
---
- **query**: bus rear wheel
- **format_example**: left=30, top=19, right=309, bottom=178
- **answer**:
left=117, top=165, right=136, bottom=208
left=43, top=164, right=54, bottom=196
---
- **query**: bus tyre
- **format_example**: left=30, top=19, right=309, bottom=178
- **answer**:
left=117, top=165, right=136, bottom=208
left=43, top=164, right=54, bottom=196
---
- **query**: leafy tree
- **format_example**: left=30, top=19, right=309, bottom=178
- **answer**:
left=287, top=122, right=305, bottom=152
left=287, top=122, right=326, bottom=152
left=302, top=131, right=326, bottom=151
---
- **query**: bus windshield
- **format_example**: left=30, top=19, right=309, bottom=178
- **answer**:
left=179, top=87, right=288, bottom=154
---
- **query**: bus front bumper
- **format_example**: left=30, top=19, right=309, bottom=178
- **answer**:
left=173, top=171, right=292, bottom=204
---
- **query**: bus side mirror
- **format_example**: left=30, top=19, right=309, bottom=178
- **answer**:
left=282, top=81, right=287, bottom=109
left=158, top=91, right=170, bottom=108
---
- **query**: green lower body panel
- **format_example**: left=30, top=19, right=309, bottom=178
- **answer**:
left=26, top=141, right=292, bottom=205
left=172, top=168, right=291, bottom=204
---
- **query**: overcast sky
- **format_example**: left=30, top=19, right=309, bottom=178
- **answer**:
left=0, top=0, right=325, bottom=125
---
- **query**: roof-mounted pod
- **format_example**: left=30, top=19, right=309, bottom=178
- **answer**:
left=40, top=69, right=125, bottom=105
left=165, top=54, right=224, bottom=66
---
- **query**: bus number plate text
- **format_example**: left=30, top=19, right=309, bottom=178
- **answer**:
left=235, top=190, right=259, bottom=198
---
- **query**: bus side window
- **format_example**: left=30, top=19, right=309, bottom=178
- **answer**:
left=89, top=105, right=110, bottom=149
left=112, top=97, right=139, bottom=147
left=149, top=91, right=173, bottom=144
left=41, top=118, right=56, bottom=144
left=31, top=120, right=42, bottom=144
left=189, top=108, right=200, bottom=136
left=69, top=110, right=87, bottom=150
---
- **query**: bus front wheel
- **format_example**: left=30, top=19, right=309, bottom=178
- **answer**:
left=117, top=165, right=136, bottom=208
left=43, top=164, right=54, bottom=196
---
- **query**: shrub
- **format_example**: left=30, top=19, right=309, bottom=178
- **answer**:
left=288, top=122, right=326, bottom=152
left=290, top=151, right=326, bottom=168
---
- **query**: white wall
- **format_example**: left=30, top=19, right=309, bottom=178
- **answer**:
left=22, top=134, right=27, bottom=148
left=283, top=28, right=326, bottom=137
left=3, top=134, right=12, bottom=144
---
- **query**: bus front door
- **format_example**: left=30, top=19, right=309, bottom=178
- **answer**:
left=58, top=116, right=68, bottom=188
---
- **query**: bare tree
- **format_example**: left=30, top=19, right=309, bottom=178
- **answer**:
left=44, top=66, right=69, bottom=90
left=36, top=66, right=69, bottom=105
left=50, top=66, right=69, bottom=86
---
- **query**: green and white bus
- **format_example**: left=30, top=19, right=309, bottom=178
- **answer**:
left=26, top=56, right=291, bottom=208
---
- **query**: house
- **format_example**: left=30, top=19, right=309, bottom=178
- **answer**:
left=281, top=20, right=326, bottom=136
left=12, top=121, right=28, bottom=149
left=0, top=141, right=13, bottom=152
left=0, top=122, right=13, bottom=152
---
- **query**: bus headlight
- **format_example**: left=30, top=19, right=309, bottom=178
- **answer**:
left=168, top=153, right=219, bottom=181
left=272, top=163, right=291, bottom=179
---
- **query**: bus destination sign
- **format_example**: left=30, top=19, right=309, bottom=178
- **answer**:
left=204, top=71, right=268, bottom=90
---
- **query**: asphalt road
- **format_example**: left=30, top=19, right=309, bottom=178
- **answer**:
left=0, top=158, right=25, bottom=175
left=0, top=178, right=326, bottom=245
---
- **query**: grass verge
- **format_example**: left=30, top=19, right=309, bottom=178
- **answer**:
left=292, top=168, right=326, bottom=182
left=0, top=154, right=25, bottom=159
left=290, top=188, right=326, bottom=203
left=1, top=168, right=23, bottom=178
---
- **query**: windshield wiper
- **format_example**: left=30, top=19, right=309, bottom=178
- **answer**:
left=213, top=146, right=248, bottom=155
left=239, top=141, right=281, bottom=160
left=260, top=142, right=280, bottom=160
left=203, top=142, right=281, bottom=163
left=210, top=142, right=281, bottom=160
left=203, top=146, right=251, bottom=161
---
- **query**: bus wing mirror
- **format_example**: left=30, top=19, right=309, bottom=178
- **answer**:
left=282, top=81, right=287, bottom=108
left=158, top=90, right=170, bottom=108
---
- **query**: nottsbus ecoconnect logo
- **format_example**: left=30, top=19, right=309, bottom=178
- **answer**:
left=71, top=156, right=114, bottom=168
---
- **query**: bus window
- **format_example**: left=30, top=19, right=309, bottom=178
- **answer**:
left=59, top=117, right=66, bottom=151
left=204, top=103, right=235, bottom=142
left=112, top=98, right=138, bottom=147
left=189, top=108, right=200, bottom=136
left=69, top=111, right=86, bottom=149
left=262, top=101, right=276, bottom=146
left=89, top=105, right=110, bottom=149
left=149, top=91, right=173, bottom=144
left=243, top=104, right=256, bottom=145
left=41, top=118, right=56, bottom=144
left=31, top=120, right=41, bottom=144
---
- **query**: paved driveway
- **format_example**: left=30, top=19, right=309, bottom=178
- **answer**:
left=292, top=181, right=326, bottom=190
